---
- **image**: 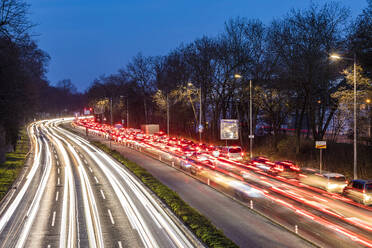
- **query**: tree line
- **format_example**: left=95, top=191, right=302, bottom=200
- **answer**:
left=0, top=0, right=83, bottom=162
left=87, top=2, right=372, bottom=153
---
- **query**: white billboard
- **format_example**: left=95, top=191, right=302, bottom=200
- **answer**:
left=220, top=119, right=239, bottom=140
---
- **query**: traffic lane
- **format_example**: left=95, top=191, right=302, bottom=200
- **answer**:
left=239, top=167, right=372, bottom=234
left=50, top=125, right=100, bottom=248
left=59, top=127, right=196, bottom=248
left=217, top=158, right=372, bottom=212
left=101, top=139, right=314, bottom=248
left=214, top=158, right=372, bottom=234
left=0, top=127, right=48, bottom=247
left=26, top=141, right=63, bottom=247
left=58, top=129, right=144, bottom=248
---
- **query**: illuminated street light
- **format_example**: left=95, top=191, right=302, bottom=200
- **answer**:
left=234, top=74, right=253, bottom=159
left=330, top=52, right=358, bottom=179
left=330, top=54, right=342, bottom=60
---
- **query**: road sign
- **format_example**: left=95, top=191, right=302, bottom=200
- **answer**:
left=198, top=124, right=204, bottom=133
left=220, top=119, right=239, bottom=140
left=315, top=141, right=326, bottom=149
left=248, top=135, right=254, bottom=139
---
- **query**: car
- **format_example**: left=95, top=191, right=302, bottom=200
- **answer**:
left=343, top=179, right=372, bottom=205
left=180, top=159, right=198, bottom=174
left=299, top=169, right=348, bottom=193
left=271, top=161, right=301, bottom=177
left=250, top=156, right=275, bottom=171
left=199, top=159, right=216, bottom=170
left=220, top=146, right=244, bottom=161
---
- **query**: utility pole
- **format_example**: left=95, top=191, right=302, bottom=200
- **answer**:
left=110, top=97, right=113, bottom=149
left=199, top=87, right=202, bottom=143
left=249, top=80, right=253, bottom=160
left=167, top=93, right=170, bottom=135
left=353, top=53, right=357, bottom=179
left=126, top=97, right=129, bottom=128
left=330, top=52, right=358, bottom=179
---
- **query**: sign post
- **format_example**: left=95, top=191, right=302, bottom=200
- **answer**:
left=315, top=141, right=327, bottom=173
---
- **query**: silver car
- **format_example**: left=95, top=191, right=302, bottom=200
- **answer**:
left=300, top=169, right=347, bottom=193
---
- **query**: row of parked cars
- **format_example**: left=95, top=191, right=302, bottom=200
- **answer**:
left=76, top=119, right=372, bottom=206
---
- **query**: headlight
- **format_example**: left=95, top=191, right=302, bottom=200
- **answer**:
left=327, top=183, right=338, bottom=190
left=364, top=195, right=371, bottom=201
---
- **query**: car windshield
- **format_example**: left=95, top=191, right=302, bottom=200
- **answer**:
left=330, top=176, right=346, bottom=182
left=366, top=184, right=372, bottom=193
left=229, top=147, right=241, bottom=153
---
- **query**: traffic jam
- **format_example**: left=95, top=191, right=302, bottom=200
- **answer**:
left=74, top=118, right=372, bottom=248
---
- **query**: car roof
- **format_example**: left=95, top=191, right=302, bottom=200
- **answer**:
left=322, top=173, right=345, bottom=178
left=353, top=179, right=372, bottom=184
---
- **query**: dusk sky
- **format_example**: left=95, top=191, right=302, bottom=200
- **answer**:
left=30, top=0, right=368, bottom=92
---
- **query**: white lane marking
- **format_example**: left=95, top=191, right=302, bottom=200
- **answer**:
left=56, top=160, right=59, bottom=166
left=55, top=191, right=59, bottom=201
left=79, top=154, right=83, bottom=158
left=54, top=150, right=56, bottom=154
left=100, top=190, right=106, bottom=200
left=57, top=177, right=60, bottom=185
left=94, top=176, right=99, bottom=184
left=57, top=168, right=60, bottom=174
left=84, top=159, right=88, bottom=164
left=51, top=211, right=56, bottom=227
left=118, top=241, right=123, bottom=248
left=89, top=167, right=93, bottom=173
left=108, top=209, right=115, bottom=225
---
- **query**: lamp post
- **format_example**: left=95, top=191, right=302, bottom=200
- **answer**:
left=235, top=74, right=253, bottom=159
left=167, top=93, right=170, bottom=135
left=330, top=53, right=358, bottom=179
left=366, top=98, right=371, bottom=138
left=187, top=82, right=202, bottom=143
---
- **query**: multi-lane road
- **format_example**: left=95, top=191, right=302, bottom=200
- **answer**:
left=73, top=118, right=372, bottom=248
left=0, top=118, right=198, bottom=248
left=1, top=117, right=370, bottom=248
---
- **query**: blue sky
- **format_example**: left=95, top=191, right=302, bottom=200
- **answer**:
left=30, top=0, right=368, bottom=92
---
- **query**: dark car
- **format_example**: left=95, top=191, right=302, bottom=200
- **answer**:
left=343, top=179, right=372, bottom=205
left=271, top=161, right=301, bottom=177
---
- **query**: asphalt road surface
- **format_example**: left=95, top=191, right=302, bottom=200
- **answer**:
left=0, top=118, right=199, bottom=248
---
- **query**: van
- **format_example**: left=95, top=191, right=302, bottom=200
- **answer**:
left=343, top=179, right=372, bottom=205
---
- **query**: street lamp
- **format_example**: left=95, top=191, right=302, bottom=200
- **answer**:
left=366, top=99, right=371, bottom=138
left=187, top=82, right=202, bottom=142
left=330, top=53, right=358, bottom=179
left=235, top=74, right=253, bottom=159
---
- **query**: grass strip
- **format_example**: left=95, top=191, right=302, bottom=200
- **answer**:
left=92, top=141, right=238, bottom=248
left=0, top=128, right=30, bottom=200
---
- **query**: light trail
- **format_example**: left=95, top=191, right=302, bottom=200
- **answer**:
left=0, top=123, right=42, bottom=233
left=56, top=125, right=195, bottom=248
left=16, top=137, right=52, bottom=247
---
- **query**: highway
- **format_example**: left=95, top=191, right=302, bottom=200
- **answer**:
left=0, top=118, right=198, bottom=248
left=73, top=118, right=372, bottom=248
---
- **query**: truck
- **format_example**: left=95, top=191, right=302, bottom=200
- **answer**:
left=141, top=124, right=160, bottom=135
